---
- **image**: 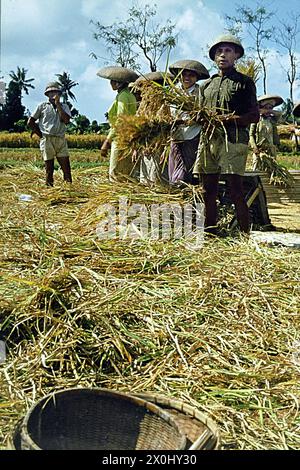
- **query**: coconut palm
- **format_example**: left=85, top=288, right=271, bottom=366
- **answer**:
left=9, top=66, right=35, bottom=95
left=55, top=72, right=78, bottom=103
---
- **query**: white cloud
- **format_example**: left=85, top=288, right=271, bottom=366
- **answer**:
left=80, top=0, right=128, bottom=22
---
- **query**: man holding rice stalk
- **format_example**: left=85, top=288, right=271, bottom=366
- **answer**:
left=193, top=34, right=259, bottom=235
left=27, top=82, right=72, bottom=187
left=97, top=66, right=139, bottom=182
left=250, top=94, right=283, bottom=171
left=168, top=60, right=210, bottom=185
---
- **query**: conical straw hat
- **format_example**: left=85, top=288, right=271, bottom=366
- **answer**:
left=169, top=60, right=209, bottom=81
left=258, top=94, right=283, bottom=107
left=97, top=66, right=139, bottom=83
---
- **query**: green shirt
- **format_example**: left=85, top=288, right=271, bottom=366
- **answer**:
left=200, top=68, right=259, bottom=144
left=107, top=87, right=137, bottom=140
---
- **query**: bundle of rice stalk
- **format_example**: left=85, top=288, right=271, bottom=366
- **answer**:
left=134, top=81, right=172, bottom=120
left=115, top=114, right=172, bottom=160
left=153, top=79, right=235, bottom=139
left=256, top=152, right=295, bottom=187
left=115, top=81, right=233, bottom=160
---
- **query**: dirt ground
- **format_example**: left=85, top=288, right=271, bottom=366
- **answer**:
left=267, top=202, right=300, bottom=232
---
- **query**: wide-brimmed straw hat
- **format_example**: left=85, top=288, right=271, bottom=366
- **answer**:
left=44, top=82, right=62, bottom=96
left=258, top=94, right=283, bottom=108
left=169, top=60, right=209, bottom=81
left=293, top=102, right=300, bottom=117
left=209, top=34, right=244, bottom=60
left=97, top=66, right=139, bottom=84
left=133, top=71, right=173, bottom=85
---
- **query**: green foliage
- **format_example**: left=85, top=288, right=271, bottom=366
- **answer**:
left=9, top=66, right=35, bottom=95
left=14, top=119, right=29, bottom=133
left=55, top=71, right=78, bottom=103
left=90, top=3, right=177, bottom=71
left=0, top=67, right=35, bottom=131
left=0, top=81, right=26, bottom=131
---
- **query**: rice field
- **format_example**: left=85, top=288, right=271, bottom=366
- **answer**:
left=0, top=155, right=300, bottom=450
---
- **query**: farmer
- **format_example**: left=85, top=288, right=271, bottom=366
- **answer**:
left=131, top=71, right=172, bottom=186
left=97, top=66, right=139, bottom=182
left=27, top=82, right=72, bottom=187
left=193, top=34, right=259, bottom=235
left=168, top=60, right=210, bottom=185
left=250, top=94, right=283, bottom=171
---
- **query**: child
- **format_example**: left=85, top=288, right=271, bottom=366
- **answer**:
left=28, top=82, right=72, bottom=187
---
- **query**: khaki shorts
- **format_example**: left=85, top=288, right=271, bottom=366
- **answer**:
left=40, top=135, right=69, bottom=162
left=194, top=134, right=249, bottom=176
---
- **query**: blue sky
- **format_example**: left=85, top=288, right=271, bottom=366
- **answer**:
left=1, top=0, right=300, bottom=123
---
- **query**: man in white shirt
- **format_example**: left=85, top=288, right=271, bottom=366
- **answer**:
left=28, top=82, right=72, bottom=187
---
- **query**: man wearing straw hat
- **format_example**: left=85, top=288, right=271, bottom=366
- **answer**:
left=27, top=82, right=72, bottom=187
left=193, top=34, right=259, bottom=235
left=168, top=60, right=210, bottom=185
left=249, top=94, right=283, bottom=171
left=97, top=66, right=139, bottom=182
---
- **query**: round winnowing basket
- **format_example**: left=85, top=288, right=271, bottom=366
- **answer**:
left=14, top=388, right=186, bottom=450
left=135, top=393, right=220, bottom=450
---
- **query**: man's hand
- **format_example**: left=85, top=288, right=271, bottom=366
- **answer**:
left=100, top=139, right=111, bottom=158
left=100, top=148, right=109, bottom=158
left=54, top=94, right=61, bottom=106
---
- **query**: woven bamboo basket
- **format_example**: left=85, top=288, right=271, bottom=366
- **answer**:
left=12, top=388, right=186, bottom=450
left=135, top=393, right=220, bottom=450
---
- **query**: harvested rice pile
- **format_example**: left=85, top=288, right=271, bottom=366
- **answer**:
left=0, top=163, right=300, bottom=450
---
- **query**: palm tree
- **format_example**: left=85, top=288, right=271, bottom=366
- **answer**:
left=55, top=71, right=78, bottom=103
left=9, top=66, right=35, bottom=95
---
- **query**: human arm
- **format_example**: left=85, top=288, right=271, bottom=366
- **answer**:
left=54, top=95, right=71, bottom=124
left=27, top=116, right=43, bottom=138
left=272, top=122, right=280, bottom=147
left=249, top=123, right=259, bottom=152
left=100, top=137, right=112, bottom=157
